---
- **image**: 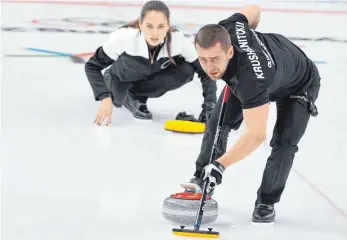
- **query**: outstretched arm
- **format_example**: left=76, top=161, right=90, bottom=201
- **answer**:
left=85, top=29, right=127, bottom=101
left=239, top=4, right=261, bottom=29
left=200, top=102, right=269, bottom=187
left=85, top=47, right=114, bottom=101
left=216, top=103, right=269, bottom=168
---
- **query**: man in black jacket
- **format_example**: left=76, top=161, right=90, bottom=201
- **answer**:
left=185, top=4, right=320, bottom=225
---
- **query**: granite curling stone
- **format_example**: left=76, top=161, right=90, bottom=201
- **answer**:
left=162, top=191, right=218, bottom=225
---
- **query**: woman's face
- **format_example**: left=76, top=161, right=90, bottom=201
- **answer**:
left=139, top=10, right=170, bottom=47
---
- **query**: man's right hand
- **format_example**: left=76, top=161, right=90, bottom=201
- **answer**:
left=94, top=97, right=113, bottom=126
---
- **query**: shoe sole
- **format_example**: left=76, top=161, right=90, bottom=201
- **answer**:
left=123, top=99, right=153, bottom=120
left=112, top=102, right=122, bottom=108
left=252, top=219, right=275, bottom=226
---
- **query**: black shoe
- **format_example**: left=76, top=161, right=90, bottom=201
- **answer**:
left=252, top=202, right=275, bottom=224
left=123, top=94, right=153, bottom=120
left=112, top=101, right=122, bottom=108
left=185, top=177, right=214, bottom=197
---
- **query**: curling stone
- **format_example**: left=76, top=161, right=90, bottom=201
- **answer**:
left=162, top=186, right=218, bottom=225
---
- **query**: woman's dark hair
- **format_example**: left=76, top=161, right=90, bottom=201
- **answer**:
left=121, top=0, right=177, bottom=64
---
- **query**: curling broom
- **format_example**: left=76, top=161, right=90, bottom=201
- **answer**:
left=172, top=85, right=231, bottom=239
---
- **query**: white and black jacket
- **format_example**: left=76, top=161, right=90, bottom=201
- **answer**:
left=85, top=27, right=217, bottom=103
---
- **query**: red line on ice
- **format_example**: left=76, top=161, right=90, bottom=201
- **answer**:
left=3, top=0, right=347, bottom=15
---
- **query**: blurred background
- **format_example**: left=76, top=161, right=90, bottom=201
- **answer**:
left=1, top=1, right=347, bottom=240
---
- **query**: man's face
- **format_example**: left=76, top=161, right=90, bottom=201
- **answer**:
left=196, top=42, right=233, bottom=80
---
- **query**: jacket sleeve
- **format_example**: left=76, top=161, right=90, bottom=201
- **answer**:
left=219, top=13, right=271, bottom=109
left=85, top=29, right=128, bottom=101
left=84, top=46, right=114, bottom=101
left=191, top=59, right=217, bottom=104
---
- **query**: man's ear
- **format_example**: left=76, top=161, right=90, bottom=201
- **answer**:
left=227, top=45, right=234, bottom=59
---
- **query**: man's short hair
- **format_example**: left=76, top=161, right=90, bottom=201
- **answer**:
left=194, top=24, right=231, bottom=52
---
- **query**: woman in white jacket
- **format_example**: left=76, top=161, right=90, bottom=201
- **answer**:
left=85, top=0, right=217, bottom=125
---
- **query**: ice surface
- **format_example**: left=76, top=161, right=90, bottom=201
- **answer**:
left=1, top=1, right=347, bottom=240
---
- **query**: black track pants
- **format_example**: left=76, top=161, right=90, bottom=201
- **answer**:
left=104, top=62, right=195, bottom=105
left=257, top=77, right=320, bottom=204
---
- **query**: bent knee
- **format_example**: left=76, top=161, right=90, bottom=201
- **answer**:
left=270, top=138, right=299, bottom=152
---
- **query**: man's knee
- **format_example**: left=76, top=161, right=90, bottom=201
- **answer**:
left=270, top=137, right=299, bottom=154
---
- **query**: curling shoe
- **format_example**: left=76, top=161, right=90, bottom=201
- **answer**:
left=123, top=93, right=153, bottom=120
left=185, top=177, right=215, bottom=197
left=252, top=201, right=275, bottom=224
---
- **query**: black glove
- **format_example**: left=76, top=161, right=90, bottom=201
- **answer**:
left=201, top=161, right=225, bottom=190
left=175, top=111, right=199, bottom=122
left=198, top=102, right=216, bottom=123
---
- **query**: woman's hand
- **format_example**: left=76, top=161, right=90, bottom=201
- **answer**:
left=94, top=97, right=113, bottom=126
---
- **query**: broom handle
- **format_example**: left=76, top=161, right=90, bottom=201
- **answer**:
left=194, top=85, right=231, bottom=230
